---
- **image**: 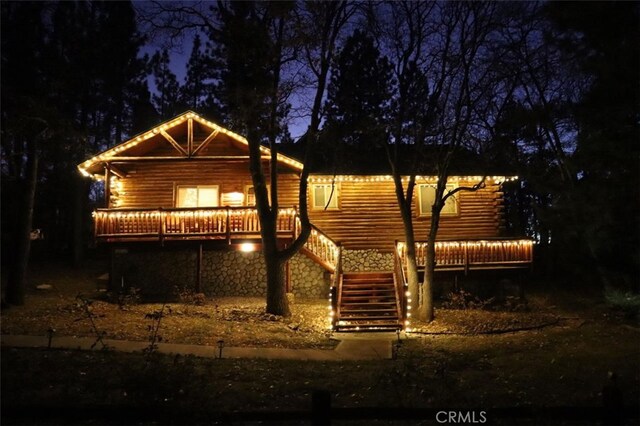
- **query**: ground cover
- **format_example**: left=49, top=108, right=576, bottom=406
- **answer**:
left=1, top=261, right=334, bottom=349
left=1, top=261, right=570, bottom=349
left=2, top=315, right=639, bottom=425
left=2, top=261, right=639, bottom=425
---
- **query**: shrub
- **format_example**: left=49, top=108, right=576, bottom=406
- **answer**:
left=605, top=287, right=640, bottom=319
left=441, top=289, right=492, bottom=310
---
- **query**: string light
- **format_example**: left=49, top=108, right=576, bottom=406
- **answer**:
left=307, top=175, right=519, bottom=184
left=78, top=111, right=304, bottom=178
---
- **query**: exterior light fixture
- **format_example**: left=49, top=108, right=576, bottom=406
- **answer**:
left=217, top=340, right=225, bottom=359
left=222, top=191, right=244, bottom=207
left=239, top=243, right=255, bottom=253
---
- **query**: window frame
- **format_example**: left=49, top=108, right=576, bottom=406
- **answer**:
left=244, top=184, right=271, bottom=207
left=417, top=183, right=459, bottom=217
left=311, top=183, right=340, bottom=211
left=175, top=184, right=220, bottom=208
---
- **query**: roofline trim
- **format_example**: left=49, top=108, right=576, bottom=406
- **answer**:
left=77, top=111, right=303, bottom=178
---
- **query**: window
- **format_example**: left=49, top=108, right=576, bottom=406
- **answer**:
left=418, top=184, right=458, bottom=216
left=312, top=183, right=339, bottom=210
left=221, top=192, right=244, bottom=207
left=176, top=185, right=219, bottom=207
left=244, top=184, right=270, bottom=206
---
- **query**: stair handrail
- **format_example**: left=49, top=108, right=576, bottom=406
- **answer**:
left=393, top=241, right=409, bottom=326
left=334, top=244, right=343, bottom=330
left=293, top=212, right=340, bottom=272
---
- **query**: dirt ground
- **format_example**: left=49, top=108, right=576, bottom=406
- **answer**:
left=2, top=260, right=572, bottom=348
left=1, top=260, right=334, bottom=349
left=2, top=261, right=639, bottom=425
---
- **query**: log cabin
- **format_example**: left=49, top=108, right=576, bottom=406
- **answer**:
left=78, top=111, right=532, bottom=331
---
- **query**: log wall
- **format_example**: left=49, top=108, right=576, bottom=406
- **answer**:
left=307, top=180, right=504, bottom=251
left=114, top=160, right=300, bottom=209
left=113, top=162, right=504, bottom=252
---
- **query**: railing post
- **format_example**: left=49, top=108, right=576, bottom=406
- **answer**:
left=225, top=208, right=231, bottom=244
left=292, top=211, right=298, bottom=240
left=330, top=285, right=337, bottom=329
left=158, top=208, right=164, bottom=245
left=464, top=242, right=469, bottom=275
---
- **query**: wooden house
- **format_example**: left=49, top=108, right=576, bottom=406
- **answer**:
left=78, top=111, right=532, bottom=330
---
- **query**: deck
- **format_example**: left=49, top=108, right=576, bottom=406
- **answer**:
left=396, top=238, right=533, bottom=273
left=93, top=207, right=340, bottom=272
left=93, top=207, right=298, bottom=243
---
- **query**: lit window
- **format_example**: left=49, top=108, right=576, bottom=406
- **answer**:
left=176, top=185, right=219, bottom=207
left=312, top=184, right=339, bottom=210
left=244, top=184, right=270, bottom=206
left=417, top=184, right=458, bottom=216
left=221, top=192, right=244, bottom=207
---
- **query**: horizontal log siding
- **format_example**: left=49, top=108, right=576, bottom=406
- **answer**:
left=115, top=160, right=300, bottom=209
left=114, top=163, right=503, bottom=251
left=308, top=180, right=503, bottom=251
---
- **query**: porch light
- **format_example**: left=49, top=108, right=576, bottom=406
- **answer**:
left=239, top=243, right=256, bottom=252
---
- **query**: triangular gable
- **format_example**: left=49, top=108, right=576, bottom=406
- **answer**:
left=77, top=111, right=303, bottom=178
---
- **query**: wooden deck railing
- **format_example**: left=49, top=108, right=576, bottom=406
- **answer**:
left=393, top=243, right=409, bottom=323
left=396, top=238, right=533, bottom=274
left=93, top=207, right=343, bottom=272
left=93, top=207, right=297, bottom=242
left=295, top=219, right=341, bottom=273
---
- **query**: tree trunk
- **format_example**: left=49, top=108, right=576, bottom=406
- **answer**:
left=419, top=200, right=442, bottom=323
left=6, top=136, right=39, bottom=306
left=399, top=202, right=420, bottom=313
left=265, top=252, right=290, bottom=317
left=420, top=238, right=436, bottom=322
left=262, top=211, right=291, bottom=316
left=71, top=174, right=86, bottom=268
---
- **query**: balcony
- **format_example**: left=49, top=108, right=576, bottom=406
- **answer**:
left=396, top=238, right=533, bottom=273
left=93, top=207, right=298, bottom=243
left=92, top=207, right=341, bottom=273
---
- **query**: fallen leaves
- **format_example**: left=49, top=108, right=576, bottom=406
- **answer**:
left=1, top=294, right=335, bottom=350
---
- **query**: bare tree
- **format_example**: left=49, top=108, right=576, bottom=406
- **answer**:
left=136, top=1, right=354, bottom=316
left=367, top=1, right=435, bottom=315
left=416, top=2, right=516, bottom=321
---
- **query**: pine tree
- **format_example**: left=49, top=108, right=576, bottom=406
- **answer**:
left=151, top=49, right=181, bottom=119
left=324, top=30, right=394, bottom=148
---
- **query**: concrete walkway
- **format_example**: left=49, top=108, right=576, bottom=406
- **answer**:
left=1, top=332, right=399, bottom=361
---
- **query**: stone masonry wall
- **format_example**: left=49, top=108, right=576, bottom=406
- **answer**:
left=290, top=253, right=331, bottom=298
left=111, top=246, right=328, bottom=299
left=342, top=249, right=394, bottom=272
left=111, top=248, right=197, bottom=300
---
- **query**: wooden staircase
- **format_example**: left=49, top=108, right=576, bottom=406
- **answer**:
left=336, top=272, right=402, bottom=331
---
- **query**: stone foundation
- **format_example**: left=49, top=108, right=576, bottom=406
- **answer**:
left=111, top=247, right=197, bottom=300
left=342, top=249, right=393, bottom=272
left=111, top=246, right=329, bottom=299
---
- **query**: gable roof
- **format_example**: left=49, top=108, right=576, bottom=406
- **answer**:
left=77, top=111, right=303, bottom=178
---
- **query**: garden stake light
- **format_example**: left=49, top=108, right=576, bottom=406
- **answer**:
left=217, top=340, right=224, bottom=359
left=46, top=327, right=55, bottom=349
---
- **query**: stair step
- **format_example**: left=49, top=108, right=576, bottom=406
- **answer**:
left=338, top=322, right=399, bottom=326
left=341, top=309, right=398, bottom=314
left=338, top=320, right=401, bottom=326
left=337, top=315, right=399, bottom=321
left=336, top=270, right=401, bottom=332
left=342, top=286, right=396, bottom=293
left=337, top=324, right=401, bottom=331
left=343, top=278, right=394, bottom=284
left=343, top=272, right=393, bottom=279
left=342, top=281, right=395, bottom=286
